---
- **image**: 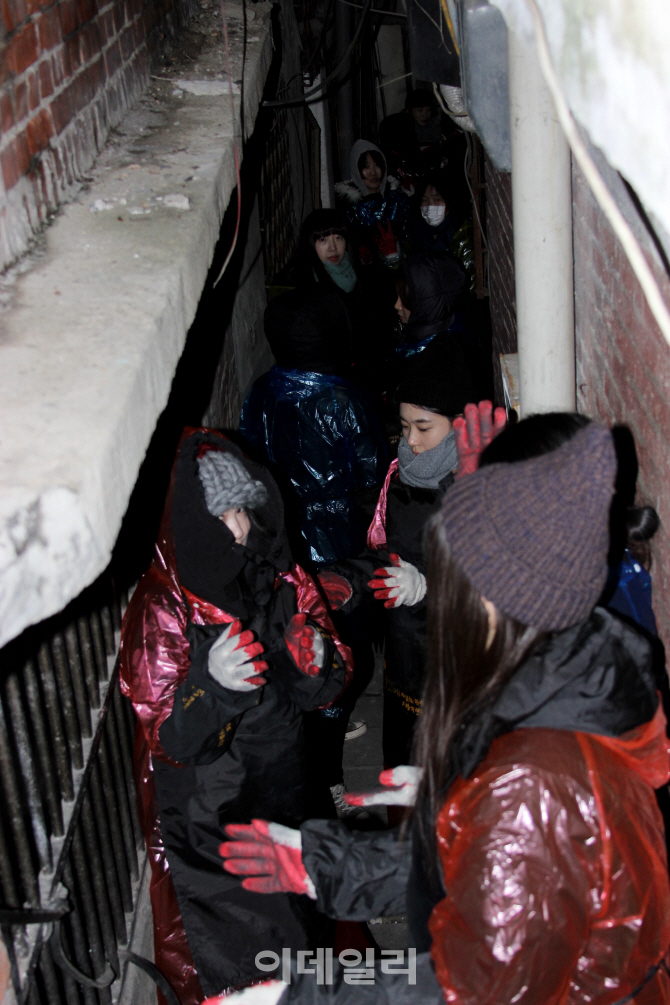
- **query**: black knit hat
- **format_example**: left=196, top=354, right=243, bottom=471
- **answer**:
left=394, top=336, right=475, bottom=416
left=439, top=423, right=617, bottom=631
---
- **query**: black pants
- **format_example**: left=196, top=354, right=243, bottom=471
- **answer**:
left=303, top=604, right=381, bottom=808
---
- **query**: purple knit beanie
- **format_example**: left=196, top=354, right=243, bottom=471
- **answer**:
left=440, top=423, right=617, bottom=631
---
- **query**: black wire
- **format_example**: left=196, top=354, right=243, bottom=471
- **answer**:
left=277, top=0, right=335, bottom=98
left=263, top=0, right=373, bottom=108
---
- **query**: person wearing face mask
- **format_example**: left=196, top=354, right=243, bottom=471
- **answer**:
left=409, top=174, right=456, bottom=252
left=119, top=428, right=351, bottom=1001
left=335, top=140, right=410, bottom=269
left=317, top=341, right=481, bottom=771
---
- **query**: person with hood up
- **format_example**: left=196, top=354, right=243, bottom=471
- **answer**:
left=210, top=422, right=670, bottom=1005
left=317, top=340, right=492, bottom=772
left=239, top=289, right=387, bottom=567
left=335, top=140, right=410, bottom=268
left=119, top=428, right=351, bottom=1000
left=393, top=251, right=466, bottom=364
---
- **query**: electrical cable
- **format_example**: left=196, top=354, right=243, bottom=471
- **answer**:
left=336, top=0, right=405, bottom=17
left=263, top=0, right=373, bottom=108
left=464, top=132, right=488, bottom=249
left=213, top=0, right=245, bottom=286
left=525, top=0, right=670, bottom=349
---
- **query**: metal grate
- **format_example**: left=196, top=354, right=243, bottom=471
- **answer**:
left=259, top=105, right=298, bottom=282
left=0, top=572, right=143, bottom=1005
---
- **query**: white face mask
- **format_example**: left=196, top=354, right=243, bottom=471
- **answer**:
left=421, top=204, right=446, bottom=227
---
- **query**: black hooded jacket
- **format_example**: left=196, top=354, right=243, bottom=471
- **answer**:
left=279, top=609, right=665, bottom=1004
left=402, top=252, right=465, bottom=341
left=122, top=429, right=348, bottom=994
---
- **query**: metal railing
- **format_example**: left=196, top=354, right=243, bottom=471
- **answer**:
left=0, top=571, right=144, bottom=1005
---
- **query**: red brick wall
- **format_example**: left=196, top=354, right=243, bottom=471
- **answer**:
left=484, top=153, right=516, bottom=407
left=0, top=0, right=193, bottom=267
left=573, top=160, right=670, bottom=647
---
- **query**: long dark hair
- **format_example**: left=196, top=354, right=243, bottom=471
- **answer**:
left=297, top=208, right=357, bottom=289
left=413, top=517, right=546, bottom=861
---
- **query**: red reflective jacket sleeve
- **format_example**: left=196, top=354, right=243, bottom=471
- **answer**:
left=429, top=756, right=594, bottom=1005
left=119, top=567, right=191, bottom=759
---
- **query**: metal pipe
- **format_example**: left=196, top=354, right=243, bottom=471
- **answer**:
left=100, top=721, right=138, bottom=882
left=49, top=633, right=83, bottom=770
left=64, top=623, right=92, bottom=739
left=69, top=825, right=113, bottom=1005
left=3, top=672, right=51, bottom=870
left=335, top=0, right=355, bottom=180
left=37, top=642, right=74, bottom=801
left=22, top=658, right=64, bottom=836
left=507, top=21, right=575, bottom=416
left=61, top=860, right=100, bottom=1005
left=88, top=762, right=128, bottom=940
left=95, top=741, right=134, bottom=913
left=76, top=615, right=101, bottom=709
left=0, top=700, right=40, bottom=905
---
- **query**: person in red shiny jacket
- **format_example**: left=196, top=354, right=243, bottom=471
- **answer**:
left=212, top=423, right=670, bottom=1005
left=119, top=428, right=351, bottom=1003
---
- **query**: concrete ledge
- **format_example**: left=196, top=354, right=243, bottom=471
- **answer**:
left=0, top=3, right=273, bottom=647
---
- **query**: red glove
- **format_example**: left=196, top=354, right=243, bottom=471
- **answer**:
left=317, top=570, right=353, bottom=611
left=284, top=613, right=324, bottom=676
left=368, top=554, right=426, bottom=608
left=220, top=819, right=316, bottom=898
left=375, top=220, right=398, bottom=257
left=453, top=400, right=507, bottom=479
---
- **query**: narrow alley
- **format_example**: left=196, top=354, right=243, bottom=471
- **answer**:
left=1, top=1, right=670, bottom=1004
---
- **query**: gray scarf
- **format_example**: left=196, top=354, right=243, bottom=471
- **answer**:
left=398, top=430, right=458, bottom=489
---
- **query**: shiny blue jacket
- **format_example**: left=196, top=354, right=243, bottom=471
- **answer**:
left=240, top=367, right=387, bottom=564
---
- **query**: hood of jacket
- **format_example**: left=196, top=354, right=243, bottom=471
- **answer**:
left=453, top=606, right=662, bottom=782
left=349, top=139, right=388, bottom=198
left=403, top=252, right=466, bottom=340
left=160, top=428, right=292, bottom=616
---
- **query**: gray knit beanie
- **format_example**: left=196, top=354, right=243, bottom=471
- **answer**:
left=197, top=451, right=268, bottom=517
left=439, top=423, right=616, bottom=631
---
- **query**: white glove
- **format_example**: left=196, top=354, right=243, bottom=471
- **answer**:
left=202, top=981, right=287, bottom=1005
left=207, top=620, right=268, bottom=692
left=344, top=766, right=424, bottom=808
left=368, top=555, right=427, bottom=609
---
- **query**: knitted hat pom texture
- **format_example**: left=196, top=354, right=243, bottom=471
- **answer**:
left=441, top=424, right=617, bottom=631
left=198, top=451, right=268, bottom=518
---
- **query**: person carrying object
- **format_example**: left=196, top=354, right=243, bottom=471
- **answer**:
left=211, top=422, right=670, bottom=1005
left=119, top=429, right=350, bottom=1000
left=319, top=342, right=504, bottom=771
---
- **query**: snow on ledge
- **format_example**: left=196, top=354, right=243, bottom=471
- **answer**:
left=0, top=7, right=273, bottom=647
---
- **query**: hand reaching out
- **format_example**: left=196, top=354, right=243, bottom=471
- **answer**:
left=344, top=766, right=423, bottom=807
left=454, top=400, right=506, bottom=479
left=220, top=819, right=316, bottom=898
left=368, top=554, right=426, bottom=608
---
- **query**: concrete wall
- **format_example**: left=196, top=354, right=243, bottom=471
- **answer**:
left=485, top=154, right=516, bottom=407
left=204, top=196, right=272, bottom=430
left=0, top=0, right=194, bottom=268
left=574, top=154, right=670, bottom=648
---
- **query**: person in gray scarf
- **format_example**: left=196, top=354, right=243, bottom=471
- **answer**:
left=318, top=338, right=477, bottom=775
